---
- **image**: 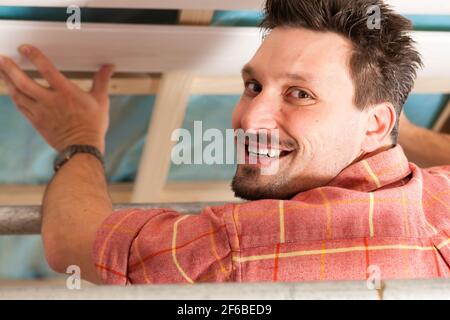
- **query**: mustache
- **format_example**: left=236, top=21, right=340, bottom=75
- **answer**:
left=233, top=129, right=298, bottom=151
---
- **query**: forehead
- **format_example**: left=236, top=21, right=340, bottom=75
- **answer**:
left=248, top=27, right=354, bottom=81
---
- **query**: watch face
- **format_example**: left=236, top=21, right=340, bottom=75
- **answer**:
left=54, top=148, right=74, bottom=170
left=61, top=149, right=72, bottom=161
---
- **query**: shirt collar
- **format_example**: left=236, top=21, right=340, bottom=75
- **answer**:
left=326, top=145, right=411, bottom=192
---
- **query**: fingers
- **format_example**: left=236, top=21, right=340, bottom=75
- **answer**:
left=0, top=70, right=38, bottom=119
left=18, top=44, right=70, bottom=91
left=91, top=64, right=115, bottom=99
left=0, top=55, right=49, bottom=100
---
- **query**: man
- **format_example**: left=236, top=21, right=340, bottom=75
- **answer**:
left=0, top=0, right=449, bottom=284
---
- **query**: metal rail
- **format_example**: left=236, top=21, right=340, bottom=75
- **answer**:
left=0, top=203, right=223, bottom=235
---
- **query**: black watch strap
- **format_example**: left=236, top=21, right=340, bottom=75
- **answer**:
left=54, top=145, right=104, bottom=172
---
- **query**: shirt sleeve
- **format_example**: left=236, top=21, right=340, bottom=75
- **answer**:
left=425, top=166, right=450, bottom=272
left=92, top=206, right=233, bottom=285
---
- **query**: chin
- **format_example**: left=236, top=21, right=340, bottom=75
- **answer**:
left=231, top=166, right=297, bottom=200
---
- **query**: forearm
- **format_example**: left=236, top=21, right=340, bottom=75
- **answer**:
left=42, top=153, right=112, bottom=283
left=399, top=125, right=450, bottom=168
left=0, top=45, right=116, bottom=283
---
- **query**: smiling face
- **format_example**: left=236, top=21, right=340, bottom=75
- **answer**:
left=231, top=27, right=371, bottom=200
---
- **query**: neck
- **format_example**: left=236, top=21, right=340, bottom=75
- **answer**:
left=352, top=144, right=395, bottom=165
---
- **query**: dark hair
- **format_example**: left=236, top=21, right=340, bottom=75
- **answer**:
left=260, top=0, right=422, bottom=142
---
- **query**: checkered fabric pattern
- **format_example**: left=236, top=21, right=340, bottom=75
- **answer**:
left=93, top=145, right=450, bottom=284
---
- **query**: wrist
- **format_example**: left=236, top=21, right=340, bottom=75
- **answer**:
left=54, top=145, right=105, bottom=172
left=59, top=138, right=105, bottom=155
left=55, top=129, right=106, bottom=155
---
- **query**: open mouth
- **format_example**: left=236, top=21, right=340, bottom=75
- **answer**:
left=244, top=143, right=295, bottom=164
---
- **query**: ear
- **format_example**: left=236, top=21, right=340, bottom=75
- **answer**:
left=361, top=102, right=397, bottom=153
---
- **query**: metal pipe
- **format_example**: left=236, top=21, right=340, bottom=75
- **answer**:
left=0, top=203, right=224, bottom=235
left=0, top=279, right=449, bottom=300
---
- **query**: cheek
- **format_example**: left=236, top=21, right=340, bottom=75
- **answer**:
left=283, top=110, right=321, bottom=141
left=340, top=110, right=366, bottom=138
left=287, top=110, right=345, bottom=155
left=323, top=111, right=366, bottom=159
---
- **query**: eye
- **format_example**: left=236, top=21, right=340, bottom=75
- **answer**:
left=244, top=81, right=262, bottom=96
left=288, top=89, right=312, bottom=100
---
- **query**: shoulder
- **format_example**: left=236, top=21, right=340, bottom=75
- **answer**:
left=419, top=165, right=450, bottom=233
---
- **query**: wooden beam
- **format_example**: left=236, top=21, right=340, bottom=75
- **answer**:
left=433, top=100, right=450, bottom=133
left=0, top=181, right=237, bottom=205
left=179, top=10, right=215, bottom=26
left=131, top=10, right=216, bottom=203
left=0, top=73, right=446, bottom=96
left=191, top=75, right=244, bottom=95
left=0, top=73, right=243, bottom=95
left=0, top=183, right=133, bottom=206
left=160, top=181, right=238, bottom=203
left=1, top=72, right=161, bottom=95
left=131, top=72, right=194, bottom=203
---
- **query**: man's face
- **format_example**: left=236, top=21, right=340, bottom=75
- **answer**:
left=232, top=27, right=368, bottom=200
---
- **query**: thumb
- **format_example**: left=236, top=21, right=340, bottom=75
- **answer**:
left=91, top=64, right=115, bottom=99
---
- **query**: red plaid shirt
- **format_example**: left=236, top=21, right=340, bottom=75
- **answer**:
left=93, top=145, right=450, bottom=284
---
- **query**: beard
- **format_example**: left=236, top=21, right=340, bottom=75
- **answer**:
left=231, top=164, right=295, bottom=200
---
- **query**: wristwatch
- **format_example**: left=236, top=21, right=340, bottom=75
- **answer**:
left=54, top=145, right=105, bottom=172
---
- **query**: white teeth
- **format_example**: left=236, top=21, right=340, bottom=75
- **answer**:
left=248, top=145, right=282, bottom=158
left=268, top=149, right=281, bottom=158
left=248, top=145, right=259, bottom=154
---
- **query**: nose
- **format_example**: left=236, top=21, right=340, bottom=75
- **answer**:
left=240, top=93, right=279, bottom=132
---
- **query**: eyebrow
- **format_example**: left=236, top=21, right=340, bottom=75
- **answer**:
left=241, top=64, right=314, bottom=82
left=241, top=65, right=255, bottom=76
